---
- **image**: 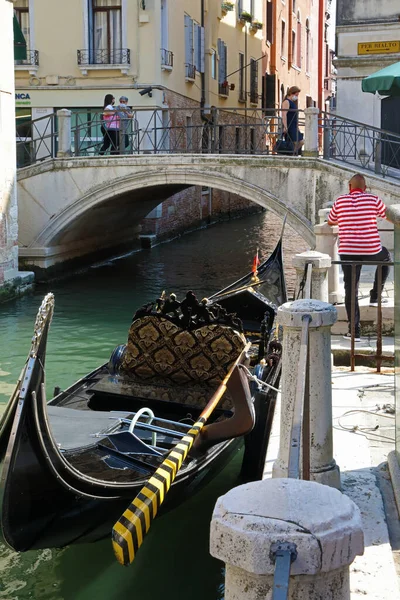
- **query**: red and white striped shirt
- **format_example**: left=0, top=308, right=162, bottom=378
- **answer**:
left=328, top=189, right=386, bottom=255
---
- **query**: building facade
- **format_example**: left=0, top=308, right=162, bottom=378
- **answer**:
left=13, top=0, right=269, bottom=250
left=261, top=0, right=329, bottom=112
left=335, top=0, right=400, bottom=129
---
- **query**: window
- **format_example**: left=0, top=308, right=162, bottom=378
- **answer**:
left=292, top=0, right=296, bottom=13
left=91, top=0, right=122, bottom=64
left=161, top=0, right=169, bottom=52
left=250, top=58, right=258, bottom=104
left=218, top=38, right=228, bottom=88
left=291, top=30, right=296, bottom=65
left=266, top=1, right=273, bottom=44
left=185, top=14, right=204, bottom=79
left=186, top=116, right=193, bottom=151
left=14, top=0, right=30, bottom=49
left=281, top=21, right=286, bottom=58
left=306, top=19, right=310, bottom=73
left=296, top=13, right=302, bottom=68
left=239, top=52, right=245, bottom=102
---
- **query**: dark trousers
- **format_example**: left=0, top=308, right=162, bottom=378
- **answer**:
left=340, top=247, right=391, bottom=335
left=99, top=128, right=119, bottom=155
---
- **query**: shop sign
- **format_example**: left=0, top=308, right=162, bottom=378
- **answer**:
left=358, top=41, right=400, bottom=55
left=15, top=93, right=31, bottom=106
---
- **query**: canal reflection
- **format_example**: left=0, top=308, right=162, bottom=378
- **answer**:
left=0, top=211, right=307, bottom=599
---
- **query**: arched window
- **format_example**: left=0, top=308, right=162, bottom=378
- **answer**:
left=296, top=11, right=301, bottom=68
left=306, top=19, right=310, bottom=73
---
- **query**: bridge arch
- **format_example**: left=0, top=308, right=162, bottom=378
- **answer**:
left=35, top=166, right=315, bottom=248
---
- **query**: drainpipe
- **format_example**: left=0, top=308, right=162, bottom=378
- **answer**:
left=318, top=0, right=325, bottom=110
left=200, top=0, right=207, bottom=120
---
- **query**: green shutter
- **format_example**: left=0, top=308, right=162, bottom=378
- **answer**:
left=13, top=15, right=27, bottom=61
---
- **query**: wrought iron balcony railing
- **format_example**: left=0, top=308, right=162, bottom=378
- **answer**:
left=185, top=63, right=196, bottom=80
left=218, top=82, right=230, bottom=97
left=77, top=48, right=130, bottom=66
left=15, top=49, right=39, bottom=66
left=161, top=48, right=174, bottom=68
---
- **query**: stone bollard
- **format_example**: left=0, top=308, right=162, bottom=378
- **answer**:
left=272, top=300, right=341, bottom=488
left=56, top=109, right=72, bottom=157
left=303, top=107, right=319, bottom=157
left=210, top=478, right=364, bottom=600
left=314, top=208, right=343, bottom=304
left=293, top=250, right=331, bottom=302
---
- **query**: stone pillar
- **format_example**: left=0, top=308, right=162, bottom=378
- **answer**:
left=56, top=109, right=72, bottom=157
left=273, top=300, right=341, bottom=488
left=293, top=250, right=331, bottom=302
left=303, top=107, right=319, bottom=157
left=315, top=208, right=343, bottom=304
left=210, top=478, right=364, bottom=600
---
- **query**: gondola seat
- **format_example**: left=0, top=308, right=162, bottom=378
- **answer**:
left=121, top=315, right=246, bottom=386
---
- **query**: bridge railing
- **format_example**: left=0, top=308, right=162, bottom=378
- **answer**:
left=69, top=107, right=305, bottom=157
left=320, top=112, right=400, bottom=179
left=16, top=112, right=57, bottom=168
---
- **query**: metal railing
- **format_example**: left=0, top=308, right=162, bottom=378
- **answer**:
left=16, top=112, right=56, bottom=168
left=320, top=112, right=400, bottom=180
left=218, top=82, right=230, bottom=97
left=185, top=63, right=196, bottom=80
left=77, top=48, right=131, bottom=65
left=68, top=107, right=304, bottom=158
left=15, top=49, right=39, bottom=66
left=333, top=259, right=394, bottom=372
left=270, top=542, right=298, bottom=600
left=161, top=48, right=173, bottom=68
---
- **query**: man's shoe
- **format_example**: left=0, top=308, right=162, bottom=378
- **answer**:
left=343, top=332, right=361, bottom=342
left=369, top=298, right=389, bottom=307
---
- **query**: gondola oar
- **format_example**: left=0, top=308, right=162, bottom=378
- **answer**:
left=111, top=341, right=251, bottom=566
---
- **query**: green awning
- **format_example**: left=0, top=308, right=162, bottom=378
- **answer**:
left=361, top=61, right=400, bottom=97
left=13, top=14, right=27, bottom=61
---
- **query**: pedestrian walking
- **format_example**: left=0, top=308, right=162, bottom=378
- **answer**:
left=328, top=173, right=390, bottom=342
left=115, top=95, right=133, bottom=153
left=281, top=86, right=304, bottom=155
left=99, top=94, right=120, bottom=155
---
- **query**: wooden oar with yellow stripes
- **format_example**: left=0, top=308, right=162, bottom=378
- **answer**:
left=111, top=341, right=251, bottom=566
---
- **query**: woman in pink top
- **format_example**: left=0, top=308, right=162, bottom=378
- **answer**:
left=99, top=94, right=120, bottom=155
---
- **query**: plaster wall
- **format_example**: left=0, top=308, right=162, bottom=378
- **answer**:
left=0, top=0, right=19, bottom=284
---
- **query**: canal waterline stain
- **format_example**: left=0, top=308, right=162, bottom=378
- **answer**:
left=0, top=211, right=307, bottom=599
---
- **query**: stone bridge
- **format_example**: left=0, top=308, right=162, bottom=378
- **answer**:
left=17, top=154, right=400, bottom=275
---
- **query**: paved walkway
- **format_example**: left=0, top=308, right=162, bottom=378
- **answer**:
left=264, top=366, right=399, bottom=598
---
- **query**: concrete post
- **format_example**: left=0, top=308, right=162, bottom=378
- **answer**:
left=303, top=107, right=319, bottom=157
left=210, top=478, right=364, bottom=600
left=315, top=208, right=343, bottom=304
left=273, top=300, right=341, bottom=488
left=293, top=250, right=331, bottom=302
left=56, top=109, right=72, bottom=157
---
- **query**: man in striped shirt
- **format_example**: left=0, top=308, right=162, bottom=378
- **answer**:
left=328, top=173, right=390, bottom=341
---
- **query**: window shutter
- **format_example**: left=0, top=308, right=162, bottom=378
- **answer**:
left=185, top=15, right=193, bottom=65
left=200, top=26, right=205, bottom=73
left=194, top=23, right=200, bottom=70
left=223, top=42, right=227, bottom=81
left=218, top=38, right=223, bottom=83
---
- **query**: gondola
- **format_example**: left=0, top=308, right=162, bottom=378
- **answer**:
left=0, top=235, right=286, bottom=554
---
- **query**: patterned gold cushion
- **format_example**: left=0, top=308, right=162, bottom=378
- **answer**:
left=121, top=315, right=246, bottom=385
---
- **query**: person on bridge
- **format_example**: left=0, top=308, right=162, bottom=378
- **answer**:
left=328, top=173, right=391, bottom=342
left=99, top=94, right=120, bottom=155
left=115, top=96, right=133, bottom=154
left=281, top=86, right=304, bottom=156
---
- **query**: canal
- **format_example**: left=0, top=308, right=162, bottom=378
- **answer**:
left=0, top=211, right=307, bottom=599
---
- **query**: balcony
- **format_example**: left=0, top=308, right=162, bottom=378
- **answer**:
left=185, top=63, right=196, bottom=81
left=14, top=49, right=39, bottom=74
left=218, top=82, right=230, bottom=97
left=77, top=48, right=130, bottom=75
left=161, top=49, right=174, bottom=70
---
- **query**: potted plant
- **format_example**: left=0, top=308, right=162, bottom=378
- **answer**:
left=239, top=10, right=252, bottom=24
left=250, top=19, right=263, bottom=32
left=221, top=1, right=235, bottom=15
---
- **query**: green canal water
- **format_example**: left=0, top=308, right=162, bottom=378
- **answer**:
left=0, top=211, right=306, bottom=599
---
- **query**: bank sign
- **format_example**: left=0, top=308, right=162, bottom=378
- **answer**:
left=358, top=41, right=400, bottom=55
left=15, top=93, right=31, bottom=105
